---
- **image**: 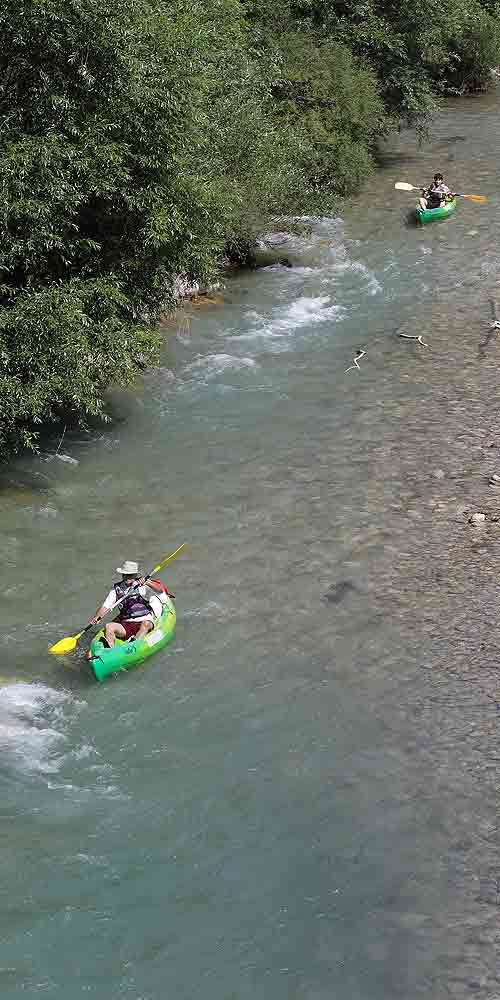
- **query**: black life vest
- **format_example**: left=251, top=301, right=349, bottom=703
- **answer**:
left=427, top=191, right=441, bottom=209
left=113, top=580, right=154, bottom=620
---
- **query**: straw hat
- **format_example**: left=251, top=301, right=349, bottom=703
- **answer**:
left=116, top=560, right=139, bottom=575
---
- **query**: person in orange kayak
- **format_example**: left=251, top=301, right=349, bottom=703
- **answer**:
left=89, top=560, right=170, bottom=648
left=419, top=173, right=453, bottom=210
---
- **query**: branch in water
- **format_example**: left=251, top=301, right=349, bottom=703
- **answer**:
left=479, top=300, right=500, bottom=357
left=345, top=348, right=366, bottom=373
left=398, top=332, right=429, bottom=348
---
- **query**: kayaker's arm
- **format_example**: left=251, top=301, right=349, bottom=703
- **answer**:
left=89, top=587, right=119, bottom=626
left=88, top=579, right=169, bottom=627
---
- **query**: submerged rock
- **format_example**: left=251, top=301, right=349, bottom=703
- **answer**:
left=469, top=512, right=486, bottom=525
left=322, top=580, right=359, bottom=605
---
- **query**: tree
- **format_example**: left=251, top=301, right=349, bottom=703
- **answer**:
left=0, top=0, right=233, bottom=456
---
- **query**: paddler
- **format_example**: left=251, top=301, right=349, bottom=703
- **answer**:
left=419, top=173, right=453, bottom=210
left=88, top=560, right=169, bottom=648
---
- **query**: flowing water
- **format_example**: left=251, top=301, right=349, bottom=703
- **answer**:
left=2, top=92, right=500, bottom=999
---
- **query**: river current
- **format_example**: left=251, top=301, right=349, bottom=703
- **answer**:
left=1, top=92, right=500, bottom=999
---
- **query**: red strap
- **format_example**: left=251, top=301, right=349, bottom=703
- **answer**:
left=151, top=577, right=170, bottom=595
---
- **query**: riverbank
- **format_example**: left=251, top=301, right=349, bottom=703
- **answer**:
left=330, top=287, right=500, bottom=698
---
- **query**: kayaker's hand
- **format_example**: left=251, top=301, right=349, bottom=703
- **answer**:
left=137, top=576, right=146, bottom=587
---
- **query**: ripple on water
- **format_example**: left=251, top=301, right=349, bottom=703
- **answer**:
left=325, top=258, right=382, bottom=295
left=233, top=295, right=345, bottom=350
left=185, top=354, right=258, bottom=380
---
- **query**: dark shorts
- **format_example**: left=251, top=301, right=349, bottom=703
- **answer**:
left=121, top=620, right=143, bottom=640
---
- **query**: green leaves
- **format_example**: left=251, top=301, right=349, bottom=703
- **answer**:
left=1, top=0, right=499, bottom=457
left=0, top=0, right=227, bottom=456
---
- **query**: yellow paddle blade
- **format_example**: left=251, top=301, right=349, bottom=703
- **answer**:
left=49, top=632, right=82, bottom=655
left=152, top=543, right=187, bottom=574
left=461, top=193, right=487, bottom=203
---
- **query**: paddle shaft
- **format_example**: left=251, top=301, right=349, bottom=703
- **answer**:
left=395, top=182, right=485, bottom=202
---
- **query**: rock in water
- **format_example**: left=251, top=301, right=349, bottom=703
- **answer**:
left=322, top=581, right=359, bottom=605
left=469, top=512, right=486, bottom=526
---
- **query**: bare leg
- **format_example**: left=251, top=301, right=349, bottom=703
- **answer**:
left=419, top=196, right=427, bottom=210
left=104, top=621, right=127, bottom=648
left=134, top=621, right=154, bottom=642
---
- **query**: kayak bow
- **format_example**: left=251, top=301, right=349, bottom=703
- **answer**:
left=415, top=198, right=457, bottom=225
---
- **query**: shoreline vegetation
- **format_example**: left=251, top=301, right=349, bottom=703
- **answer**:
left=1, top=0, right=500, bottom=459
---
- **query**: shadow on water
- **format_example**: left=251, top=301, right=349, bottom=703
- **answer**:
left=374, top=151, right=419, bottom=168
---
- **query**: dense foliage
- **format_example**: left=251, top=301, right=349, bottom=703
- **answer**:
left=1, top=0, right=499, bottom=457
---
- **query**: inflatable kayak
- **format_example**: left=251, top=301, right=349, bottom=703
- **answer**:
left=88, top=596, right=176, bottom=682
left=415, top=197, right=457, bottom=225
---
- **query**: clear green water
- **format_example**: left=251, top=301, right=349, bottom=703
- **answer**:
left=1, top=93, right=500, bottom=999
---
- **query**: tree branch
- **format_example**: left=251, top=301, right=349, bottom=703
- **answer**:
left=398, top=332, right=428, bottom=347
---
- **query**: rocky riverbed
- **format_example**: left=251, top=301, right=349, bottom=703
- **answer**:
left=328, top=288, right=500, bottom=702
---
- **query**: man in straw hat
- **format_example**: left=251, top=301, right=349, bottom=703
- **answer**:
left=89, top=560, right=168, bottom=648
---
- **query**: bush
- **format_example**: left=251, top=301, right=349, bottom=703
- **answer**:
left=437, top=10, right=500, bottom=92
left=0, top=0, right=299, bottom=456
left=2, top=0, right=500, bottom=457
left=269, top=33, right=388, bottom=197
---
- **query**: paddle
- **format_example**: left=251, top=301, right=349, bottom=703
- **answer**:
left=394, top=182, right=486, bottom=203
left=48, top=543, right=187, bottom=655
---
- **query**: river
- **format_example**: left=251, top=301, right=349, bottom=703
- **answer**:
left=1, top=91, right=500, bottom=999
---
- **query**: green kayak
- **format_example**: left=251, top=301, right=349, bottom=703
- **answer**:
left=415, top=197, right=457, bottom=225
left=87, top=597, right=176, bottom=682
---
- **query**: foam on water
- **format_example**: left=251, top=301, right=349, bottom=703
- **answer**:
left=185, top=354, right=258, bottom=379
left=0, top=682, right=83, bottom=776
left=233, top=295, right=344, bottom=350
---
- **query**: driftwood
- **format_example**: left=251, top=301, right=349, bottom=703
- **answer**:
left=55, top=424, right=67, bottom=456
left=490, top=298, right=500, bottom=328
left=478, top=298, right=500, bottom=357
left=345, top=348, right=366, bottom=373
left=398, top=332, right=429, bottom=348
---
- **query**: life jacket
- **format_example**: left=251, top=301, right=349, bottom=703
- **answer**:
left=427, top=188, right=442, bottom=209
left=427, top=182, right=449, bottom=209
left=113, top=580, right=154, bottom=620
